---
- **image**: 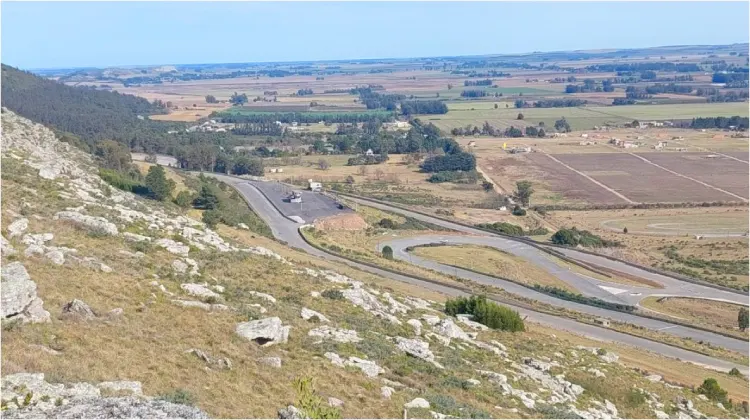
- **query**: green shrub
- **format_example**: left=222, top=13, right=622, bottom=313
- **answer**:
left=174, top=191, right=193, bottom=208
left=477, top=222, right=548, bottom=237
left=444, top=295, right=524, bottom=332
left=551, top=227, right=620, bottom=247
left=512, top=205, right=527, bottom=216
left=527, top=227, right=550, bottom=236
left=98, top=168, right=149, bottom=195
left=321, top=289, right=344, bottom=300
left=202, top=209, right=222, bottom=229
left=533, top=285, right=636, bottom=312
left=728, top=367, right=743, bottom=377
left=157, top=389, right=195, bottom=406
left=697, top=378, right=728, bottom=403
left=476, top=222, right=524, bottom=236
left=382, top=245, right=394, bottom=260
left=625, top=389, right=647, bottom=407
left=378, top=218, right=397, bottom=229
left=427, top=394, right=490, bottom=419
left=427, top=170, right=478, bottom=184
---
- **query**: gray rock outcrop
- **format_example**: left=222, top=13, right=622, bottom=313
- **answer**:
left=301, top=308, right=330, bottom=323
left=404, top=398, right=430, bottom=409
left=308, top=326, right=360, bottom=343
left=324, top=352, right=384, bottom=378
left=1, top=262, right=50, bottom=323
left=2, top=235, right=16, bottom=256
left=236, top=317, right=290, bottom=346
left=395, top=337, right=443, bottom=369
left=62, top=299, right=96, bottom=320
left=180, top=283, right=220, bottom=299
left=54, top=211, right=118, bottom=235
left=278, top=405, right=306, bottom=419
left=154, top=238, right=190, bottom=256
left=8, top=218, right=29, bottom=238
left=0, top=372, right=206, bottom=419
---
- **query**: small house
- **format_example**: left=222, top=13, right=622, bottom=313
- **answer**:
left=365, top=149, right=374, bottom=157
left=468, top=141, right=477, bottom=148
left=595, top=318, right=610, bottom=327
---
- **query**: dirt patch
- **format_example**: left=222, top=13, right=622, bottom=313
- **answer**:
left=313, top=213, right=369, bottom=231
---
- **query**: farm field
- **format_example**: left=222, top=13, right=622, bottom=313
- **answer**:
left=552, top=152, right=747, bottom=203
left=477, top=149, right=750, bottom=206
left=421, top=102, right=749, bottom=133
left=543, top=207, right=749, bottom=290
left=632, top=152, right=749, bottom=198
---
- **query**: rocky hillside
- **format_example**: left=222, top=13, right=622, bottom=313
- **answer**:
left=1, top=108, right=746, bottom=419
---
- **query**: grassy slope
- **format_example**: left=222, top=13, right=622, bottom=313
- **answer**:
left=640, top=296, right=749, bottom=340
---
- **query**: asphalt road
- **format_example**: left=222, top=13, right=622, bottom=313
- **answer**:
left=205, top=174, right=748, bottom=373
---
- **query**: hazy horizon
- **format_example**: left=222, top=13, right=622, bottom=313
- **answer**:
left=2, top=2, right=749, bottom=69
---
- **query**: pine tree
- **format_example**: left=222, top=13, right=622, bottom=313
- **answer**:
left=739, top=307, right=749, bottom=331
left=144, top=165, right=175, bottom=201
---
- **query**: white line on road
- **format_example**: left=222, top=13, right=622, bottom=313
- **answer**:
left=629, top=153, right=748, bottom=202
left=541, top=152, right=636, bottom=203
left=657, top=326, right=678, bottom=331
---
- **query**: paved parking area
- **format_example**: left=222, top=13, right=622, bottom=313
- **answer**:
left=250, top=181, right=352, bottom=223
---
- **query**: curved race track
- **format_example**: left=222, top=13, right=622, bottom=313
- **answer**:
left=207, top=174, right=749, bottom=373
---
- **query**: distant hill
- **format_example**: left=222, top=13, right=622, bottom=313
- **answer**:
left=1, top=64, right=167, bottom=147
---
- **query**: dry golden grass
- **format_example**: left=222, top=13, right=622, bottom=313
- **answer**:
left=640, top=296, right=749, bottom=339
left=538, top=326, right=750, bottom=403
left=411, top=244, right=575, bottom=291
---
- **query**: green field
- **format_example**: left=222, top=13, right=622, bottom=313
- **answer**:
left=421, top=102, right=750, bottom=132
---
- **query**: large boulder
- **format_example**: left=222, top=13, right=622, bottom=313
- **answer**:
left=236, top=317, right=290, bottom=346
left=62, top=299, right=96, bottom=320
left=54, top=211, right=118, bottom=235
left=7, top=218, right=28, bottom=238
left=395, top=337, right=443, bottom=368
left=300, top=308, right=330, bottom=323
left=180, top=284, right=220, bottom=300
left=1, top=262, right=50, bottom=323
left=432, top=318, right=471, bottom=341
left=404, top=398, right=430, bottom=409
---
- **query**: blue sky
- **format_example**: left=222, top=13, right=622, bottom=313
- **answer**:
left=2, top=1, right=748, bottom=69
